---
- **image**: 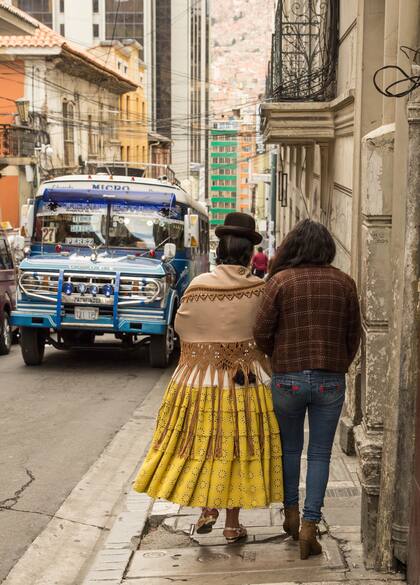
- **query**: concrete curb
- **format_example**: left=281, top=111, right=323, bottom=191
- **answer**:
left=81, top=492, right=153, bottom=584
left=3, top=369, right=171, bottom=585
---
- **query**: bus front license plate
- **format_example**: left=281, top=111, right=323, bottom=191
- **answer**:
left=75, top=307, right=99, bottom=321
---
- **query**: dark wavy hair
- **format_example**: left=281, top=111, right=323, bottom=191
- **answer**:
left=216, top=235, right=254, bottom=268
left=269, top=219, right=336, bottom=278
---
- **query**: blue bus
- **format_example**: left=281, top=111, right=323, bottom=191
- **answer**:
left=12, top=173, right=209, bottom=367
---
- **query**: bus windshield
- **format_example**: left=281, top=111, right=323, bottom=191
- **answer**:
left=34, top=200, right=181, bottom=250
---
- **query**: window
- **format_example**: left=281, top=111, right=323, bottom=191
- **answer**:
left=88, top=114, right=98, bottom=156
left=105, top=0, right=144, bottom=49
left=93, top=23, right=99, bottom=38
left=170, top=222, right=185, bottom=251
left=63, top=101, right=75, bottom=167
left=93, top=0, right=99, bottom=12
left=199, top=218, right=209, bottom=254
left=59, top=0, right=64, bottom=12
left=60, top=23, right=65, bottom=36
left=0, top=237, right=13, bottom=270
left=17, top=0, right=53, bottom=26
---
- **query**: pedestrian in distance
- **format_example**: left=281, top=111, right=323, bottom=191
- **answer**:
left=253, top=219, right=361, bottom=560
left=252, top=246, right=269, bottom=278
left=133, top=212, right=283, bottom=543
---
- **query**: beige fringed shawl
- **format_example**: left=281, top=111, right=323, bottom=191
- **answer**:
left=153, top=264, right=272, bottom=459
left=174, top=264, right=270, bottom=382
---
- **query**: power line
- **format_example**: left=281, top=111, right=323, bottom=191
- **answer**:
left=0, top=63, right=261, bottom=128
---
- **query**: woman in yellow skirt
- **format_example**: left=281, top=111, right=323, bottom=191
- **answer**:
left=133, top=213, right=283, bottom=543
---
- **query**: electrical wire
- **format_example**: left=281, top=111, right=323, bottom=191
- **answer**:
left=373, top=46, right=420, bottom=98
left=0, top=63, right=262, bottom=130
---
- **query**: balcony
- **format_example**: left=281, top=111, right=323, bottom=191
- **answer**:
left=267, top=0, right=339, bottom=103
left=0, top=124, right=38, bottom=167
left=262, top=0, right=341, bottom=145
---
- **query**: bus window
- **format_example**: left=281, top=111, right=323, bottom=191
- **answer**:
left=199, top=218, right=209, bottom=254
left=170, top=222, right=185, bottom=251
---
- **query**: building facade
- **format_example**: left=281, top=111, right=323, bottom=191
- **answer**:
left=237, top=123, right=256, bottom=214
left=208, top=116, right=258, bottom=231
left=15, top=0, right=209, bottom=192
left=0, top=2, right=38, bottom=226
left=89, top=39, right=148, bottom=166
left=13, top=0, right=143, bottom=52
left=261, top=0, right=420, bottom=578
left=209, top=118, right=239, bottom=228
left=0, top=4, right=135, bottom=226
left=144, top=0, right=209, bottom=191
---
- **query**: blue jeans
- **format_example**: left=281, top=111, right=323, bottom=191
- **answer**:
left=271, top=370, right=345, bottom=522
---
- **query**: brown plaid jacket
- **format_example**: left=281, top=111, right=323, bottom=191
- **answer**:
left=253, top=265, right=361, bottom=373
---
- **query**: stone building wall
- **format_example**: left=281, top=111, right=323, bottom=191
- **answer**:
left=262, top=0, right=420, bottom=573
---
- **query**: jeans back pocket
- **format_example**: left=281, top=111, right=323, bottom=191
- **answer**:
left=316, top=376, right=346, bottom=404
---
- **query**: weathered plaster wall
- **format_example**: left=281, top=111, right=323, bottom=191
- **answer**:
left=24, top=58, right=121, bottom=172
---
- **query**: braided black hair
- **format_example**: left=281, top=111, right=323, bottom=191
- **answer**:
left=216, top=235, right=254, bottom=268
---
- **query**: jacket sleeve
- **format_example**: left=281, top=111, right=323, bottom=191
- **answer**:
left=346, top=278, right=362, bottom=363
left=253, top=276, right=281, bottom=357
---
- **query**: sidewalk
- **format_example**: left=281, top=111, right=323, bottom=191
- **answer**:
left=82, top=426, right=405, bottom=585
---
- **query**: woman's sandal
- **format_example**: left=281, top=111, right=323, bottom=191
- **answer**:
left=195, top=508, right=219, bottom=534
left=223, top=524, right=248, bottom=544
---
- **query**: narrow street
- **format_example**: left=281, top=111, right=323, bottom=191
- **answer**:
left=0, top=342, right=163, bottom=583
left=0, top=0, right=419, bottom=583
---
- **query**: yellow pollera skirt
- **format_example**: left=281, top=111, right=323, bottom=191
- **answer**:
left=133, top=374, right=283, bottom=509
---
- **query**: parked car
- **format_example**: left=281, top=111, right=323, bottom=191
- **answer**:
left=0, top=229, right=17, bottom=355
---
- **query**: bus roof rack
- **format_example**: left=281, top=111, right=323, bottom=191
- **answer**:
left=85, top=161, right=177, bottom=183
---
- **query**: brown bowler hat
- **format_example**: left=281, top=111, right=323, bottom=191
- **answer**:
left=215, top=212, right=262, bottom=245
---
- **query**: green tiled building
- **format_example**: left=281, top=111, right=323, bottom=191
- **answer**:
left=209, top=120, right=239, bottom=227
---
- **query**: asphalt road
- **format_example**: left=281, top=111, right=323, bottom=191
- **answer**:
left=0, top=340, right=163, bottom=583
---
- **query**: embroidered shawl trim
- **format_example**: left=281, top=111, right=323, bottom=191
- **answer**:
left=182, top=282, right=265, bottom=303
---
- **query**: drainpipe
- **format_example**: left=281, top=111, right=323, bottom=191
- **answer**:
left=269, top=151, right=278, bottom=255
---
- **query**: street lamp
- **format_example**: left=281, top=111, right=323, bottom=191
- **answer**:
left=15, top=98, right=30, bottom=125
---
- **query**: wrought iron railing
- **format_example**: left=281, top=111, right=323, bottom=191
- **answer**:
left=267, top=0, right=339, bottom=102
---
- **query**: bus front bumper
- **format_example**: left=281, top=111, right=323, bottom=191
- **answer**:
left=11, top=312, right=167, bottom=335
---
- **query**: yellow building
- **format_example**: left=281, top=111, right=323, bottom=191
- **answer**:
left=89, top=40, right=148, bottom=166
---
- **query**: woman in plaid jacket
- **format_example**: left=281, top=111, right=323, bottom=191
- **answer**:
left=254, top=219, right=361, bottom=560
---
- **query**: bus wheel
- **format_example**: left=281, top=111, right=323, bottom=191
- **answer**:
left=0, top=312, right=12, bottom=355
left=149, top=325, right=175, bottom=368
left=20, top=327, right=47, bottom=366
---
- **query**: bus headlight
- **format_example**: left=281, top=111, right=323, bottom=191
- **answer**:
left=143, top=281, right=159, bottom=297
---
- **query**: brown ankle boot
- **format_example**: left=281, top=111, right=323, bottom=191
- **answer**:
left=299, top=519, right=322, bottom=559
left=283, top=505, right=300, bottom=540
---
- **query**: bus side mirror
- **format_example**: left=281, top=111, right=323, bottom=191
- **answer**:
left=184, top=214, right=200, bottom=248
left=163, top=243, right=176, bottom=261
